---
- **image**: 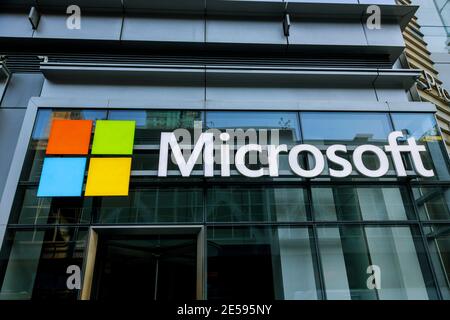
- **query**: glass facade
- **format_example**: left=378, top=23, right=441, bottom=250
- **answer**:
left=317, top=225, right=435, bottom=300
left=413, top=0, right=449, bottom=54
left=1, top=109, right=450, bottom=300
left=0, top=227, right=87, bottom=300
left=413, top=0, right=450, bottom=91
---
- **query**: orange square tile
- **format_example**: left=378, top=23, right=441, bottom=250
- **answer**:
left=46, top=119, right=93, bottom=155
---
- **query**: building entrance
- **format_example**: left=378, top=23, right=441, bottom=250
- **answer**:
left=81, top=226, right=204, bottom=300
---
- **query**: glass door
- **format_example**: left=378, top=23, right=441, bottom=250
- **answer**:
left=80, top=226, right=204, bottom=300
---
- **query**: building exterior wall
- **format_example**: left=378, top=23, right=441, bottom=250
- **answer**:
left=0, top=0, right=449, bottom=300
left=402, top=0, right=450, bottom=152
left=413, top=0, right=450, bottom=89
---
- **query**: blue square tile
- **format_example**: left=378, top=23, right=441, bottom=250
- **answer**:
left=37, top=158, right=87, bottom=197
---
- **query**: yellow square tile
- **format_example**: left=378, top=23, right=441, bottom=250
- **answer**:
left=85, top=158, right=131, bottom=196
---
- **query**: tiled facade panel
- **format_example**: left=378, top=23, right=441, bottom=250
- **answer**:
left=122, top=14, right=205, bottom=42
left=0, top=13, right=34, bottom=38
left=0, top=12, right=405, bottom=48
left=0, top=74, right=44, bottom=109
left=33, top=14, right=123, bottom=40
left=289, top=20, right=367, bottom=46
left=205, top=17, right=287, bottom=45
left=40, top=80, right=205, bottom=101
left=205, top=87, right=379, bottom=102
left=39, top=78, right=413, bottom=103
left=0, top=109, right=25, bottom=197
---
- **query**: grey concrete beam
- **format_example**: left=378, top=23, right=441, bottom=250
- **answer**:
left=40, top=62, right=422, bottom=90
left=25, top=96, right=435, bottom=112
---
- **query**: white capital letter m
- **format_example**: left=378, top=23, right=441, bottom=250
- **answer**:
left=158, top=132, right=214, bottom=177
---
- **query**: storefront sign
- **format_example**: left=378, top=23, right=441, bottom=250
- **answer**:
left=37, top=119, right=135, bottom=197
left=423, top=71, right=450, bottom=103
left=158, top=131, right=435, bottom=178
left=37, top=120, right=436, bottom=199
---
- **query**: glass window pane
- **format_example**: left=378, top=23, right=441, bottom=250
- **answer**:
left=207, top=187, right=309, bottom=222
left=312, top=186, right=413, bottom=221
left=11, top=187, right=92, bottom=225
left=109, top=110, right=203, bottom=145
left=423, top=224, right=450, bottom=299
left=207, top=226, right=317, bottom=300
left=94, top=188, right=203, bottom=224
left=131, top=151, right=204, bottom=172
left=413, top=0, right=450, bottom=54
left=206, top=112, right=301, bottom=176
left=109, top=110, right=203, bottom=174
left=391, top=113, right=450, bottom=181
left=206, top=111, right=301, bottom=145
left=317, top=226, right=436, bottom=300
left=301, top=112, right=392, bottom=144
left=413, top=186, right=450, bottom=220
left=301, top=112, right=394, bottom=179
left=0, top=227, right=87, bottom=300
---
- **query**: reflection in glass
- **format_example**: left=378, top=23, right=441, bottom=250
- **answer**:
left=301, top=112, right=394, bottom=178
left=31, top=110, right=107, bottom=141
left=11, top=188, right=92, bottom=225
left=109, top=110, right=203, bottom=145
left=312, top=186, right=412, bottom=221
left=318, top=226, right=435, bottom=300
left=301, top=112, right=392, bottom=145
left=413, top=0, right=450, bottom=54
left=391, top=113, right=450, bottom=180
left=93, top=234, right=197, bottom=300
left=6, top=108, right=450, bottom=301
left=95, top=188, right=203, bottom=224
left=206, top=111, right=301, bottom=145
left=413, top=186, right=450, bottom=220
left=207, top=187, right=309, bottom=222
left=206, top=112, right=301, bottom=175
left=0, top=227, right=87, bottom=300
left=207, top=226, right=317, bottom=300
left=132, top=150, right=203, bottom=172
left=423, top=224, right=450, bottom=299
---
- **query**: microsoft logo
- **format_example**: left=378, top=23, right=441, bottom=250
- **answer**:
left=37, top=119, right=136, bottom=197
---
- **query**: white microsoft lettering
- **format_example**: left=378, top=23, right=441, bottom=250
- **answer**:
left=288, top=144, right=324, bottom=178
left=158, top=132, right=214, bottom=177
left=158, top=131, right=435, bottom=178
left=326, top=145, right=352, bottom=178
left=235, top=144, right=264, bottom=178
left=353, top=145, right=389, bottom=178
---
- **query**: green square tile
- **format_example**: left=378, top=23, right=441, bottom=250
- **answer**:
left=91, top=120, right=135, bottom=155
